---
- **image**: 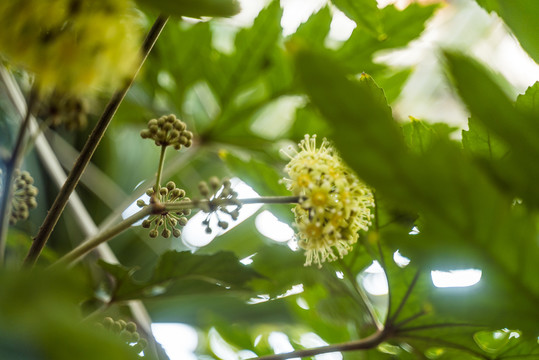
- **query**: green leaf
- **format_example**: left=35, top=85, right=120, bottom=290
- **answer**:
left=446, top=52, right=539, bottom=207
left=337, top=3, right=438, bottom=74
left=401, top=118, right=457, bottom=154
left=220, top=149, right=288, bottom=197
left=331, top=0, right=384, bottom=37
left=99, top=251, right=260, bottom=302
left=474, top=0, right=539, bottom=63
left=0, top=269, right=139, bottom=360
left=462, top=117, right=508, bottom=159
left=516, top=81, right=539, bottom=117
left=295, top=47, right=539, bottom=335
left=291, top=6, right=332, bottom=48
left=211, top=2, right=282, bottom=104
left=134, top=0, right=240, bottom=18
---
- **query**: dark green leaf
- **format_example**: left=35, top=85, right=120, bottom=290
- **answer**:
left=0, top=269, right=139, bottom=360
left=134, top=0, right=240, bottom=18
left=221, top=150, right=288, bottom=196
left=446, top=52, right=539, bottom=206
left=99, top=251, right=260, bottom=301
left=401, top=118, right=457, bottom=154
left=462, top=117, right=508, bottom=159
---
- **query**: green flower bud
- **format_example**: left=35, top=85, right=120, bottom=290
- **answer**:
left=140, top=129, right=151, bottom=139
left=103, top=317, right=114, bottom=329
left=172, top=228, right=182, bottom=237
left=166, top=181, right=175, bottom=190
left=136, top=199, right=146, bottom=208
left=149, top=229, right=158, bottom=238
left=174, top=121, right=186, bottom=131
left=125, top=322, right=137, bottom=333
left=112, top=321, right=122, bottom=333
left=27, top=198, right=38, bottom=209
left=120, top=329, right=132, bottom=342
left=162, top=228, right=171, bottom=238
left=178, top=217, right=188, bottom=226
left=181, top=209, right=191, bottom=216
left=141, top=219, right=151, bottom=228
left=209, top=176, right=220, bottom=190
left=130, top=331, right=140, bottom=342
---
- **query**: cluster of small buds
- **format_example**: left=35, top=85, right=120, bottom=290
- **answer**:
left=137, top=181, right=190, bottom=239
left=195, top=177, right=241, bottom=234
left=98, top=317, right=147, bottom=353
left=39, top=92, right=89, bottom=130
left=282, top=135, right=374, bottom=268
left=140, top=114, right=193, bottom=149
left=9, top=170, right=39, bottom=225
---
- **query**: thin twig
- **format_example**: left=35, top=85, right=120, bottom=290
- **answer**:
left=24, top=15, right=169, bottom=267
left=0, top=85, right=39, bottom=264
left=252, top=330, right=386, bottom=360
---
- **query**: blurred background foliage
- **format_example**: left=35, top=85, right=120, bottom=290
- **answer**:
left=0, top=0, right=538, bottom=359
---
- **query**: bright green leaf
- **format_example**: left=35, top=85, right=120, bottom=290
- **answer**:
left=331, top=0, right=384, bottom=37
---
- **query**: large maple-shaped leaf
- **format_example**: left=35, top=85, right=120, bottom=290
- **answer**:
left=99, top=250, right=260, bottom=302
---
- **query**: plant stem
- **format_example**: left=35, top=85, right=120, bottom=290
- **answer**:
left=253, top=330, right=386, bottom=360
left=52, top=195, right=301, bottom=267
left=165, top=196, right=301, bottom=212
left=52, top=206, right=153, bottom=268
left=154, top=146, right=167, bottom=192
left=24, top=15, right=169, bottom=267
left=0, top=86, right=39, bottom=265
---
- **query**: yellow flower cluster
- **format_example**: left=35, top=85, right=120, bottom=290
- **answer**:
left=282, top=135, right=374, bottom=267
left=0, top=0, right=142, bottom=94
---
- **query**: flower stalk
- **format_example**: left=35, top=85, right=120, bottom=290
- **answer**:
left=52, top=196, right=301, bottom=267
left=23, top=15, right=169, bottom=267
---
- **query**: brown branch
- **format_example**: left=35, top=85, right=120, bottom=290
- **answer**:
left=252, top=330, right=387, bottom=360
left=24, top=15, right=169, bottom=266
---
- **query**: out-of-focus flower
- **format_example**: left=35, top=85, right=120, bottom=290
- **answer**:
left=0, top=0, right=142, bottom=94
left=282, top=135, right=374, bottom=267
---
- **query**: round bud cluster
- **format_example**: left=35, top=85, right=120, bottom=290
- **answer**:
left=10, top=170, right=39, bottom=225
left=140, top=114, right=193, bottom=150
left=137, top=181, right=190, bottom=239
left=99, top=317, right=147, bottom=353
left=195, top=177, right=241, bottom=234
left=39, top=92, right=89, bottom=130
left=282, top=135, right=374, bottom=268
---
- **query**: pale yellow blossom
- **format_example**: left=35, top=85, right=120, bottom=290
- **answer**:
left=282, top=135, right=374, bottom=267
